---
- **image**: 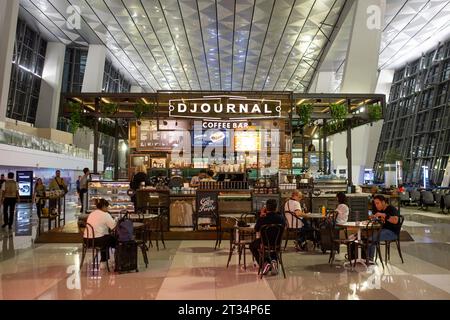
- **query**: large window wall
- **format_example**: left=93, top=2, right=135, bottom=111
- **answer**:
left=6, top=19, right=47, bottom=124
left=62, top=47, right=87, bottom=93
left=102, top=59, right=131, bottom=93
left=374, top=39, right=450, bottom=186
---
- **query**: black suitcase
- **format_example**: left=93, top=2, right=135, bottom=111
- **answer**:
left=115, top=241, right=139, bottom=273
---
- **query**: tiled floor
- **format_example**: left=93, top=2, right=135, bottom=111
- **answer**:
left=1, top=204, right=450, bottom=300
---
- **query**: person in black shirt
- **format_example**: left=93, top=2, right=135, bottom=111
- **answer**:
left=130, top=165, right=149, bottom=209
left=368, top=194, right=401, bottom=262
left=250, top=199, right=286, bottom=276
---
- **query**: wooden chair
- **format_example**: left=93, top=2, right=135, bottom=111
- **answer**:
left=354, top=220, right=384, bottom=268
left=215, top=216, right=238, bottom=250
left=258, top=224, right=286, bottom=278
left=379, top=215, right=405, bottom=263
left=283, top=210, right=302, bottom=250
left=138, top=206, right=166, bottom=251
left=226, top=223, right=255, bottom=270
left=325, top=212, right=356, bottom=266
left=80, top=223, right=110, bottom=274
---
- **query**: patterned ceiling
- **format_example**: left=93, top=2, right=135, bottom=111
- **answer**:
left=380, top=0, right=450, bottom=69
left=19, top=0, right=347, bottom=93
left=316, top=0, right=450, bottom=92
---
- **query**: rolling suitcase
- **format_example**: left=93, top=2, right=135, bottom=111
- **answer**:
left=115, top=240, right=139, bottom=273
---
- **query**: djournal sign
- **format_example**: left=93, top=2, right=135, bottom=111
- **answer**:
left=169, top=96, right=282, bottom=119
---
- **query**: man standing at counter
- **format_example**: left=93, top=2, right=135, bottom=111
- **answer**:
left=190, top=169, right=208, bottom=187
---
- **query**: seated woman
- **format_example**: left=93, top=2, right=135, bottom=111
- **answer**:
left=83, top=199, right=117, bottom=266
left=335, top=192, right=349, bottom=224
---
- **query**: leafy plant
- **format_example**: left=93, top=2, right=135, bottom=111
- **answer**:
left=100, top=102, right=119, bottom=116
left=68, top=101, right=83, bottom=134
left=296, top=104, right=313, bottom=126
left=329, top=103, right=348, bottom=121
left=134, top=100, right=155, bottom=124
left=368, top=104, right=382, bottom=121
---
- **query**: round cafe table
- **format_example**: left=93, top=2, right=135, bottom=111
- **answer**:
left=337, top=221, right=381, bottom=268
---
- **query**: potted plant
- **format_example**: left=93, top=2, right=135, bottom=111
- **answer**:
left=296, top=104, right=313, bottom=126
left=368, top=104, right=382, bottom=122
left=68, top=101, right=82, bottom=134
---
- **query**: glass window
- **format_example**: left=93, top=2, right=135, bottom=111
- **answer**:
left=6, top=19, right=47, bottom=124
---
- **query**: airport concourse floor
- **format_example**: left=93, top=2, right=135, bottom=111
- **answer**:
left=0, top=201, right=449, bottom=300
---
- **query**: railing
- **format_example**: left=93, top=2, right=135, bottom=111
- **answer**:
left=0, top=127, right=100, bottom=161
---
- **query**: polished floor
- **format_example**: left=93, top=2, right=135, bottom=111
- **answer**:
left=0, top=201, right=449, bottom=300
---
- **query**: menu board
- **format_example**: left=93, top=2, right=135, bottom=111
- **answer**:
left=138, top=120, right=185, bottom=150
left=196, top=191, right=219, bottom=219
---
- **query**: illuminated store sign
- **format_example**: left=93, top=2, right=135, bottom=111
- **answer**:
left=169, top=95, right=281, bottom=119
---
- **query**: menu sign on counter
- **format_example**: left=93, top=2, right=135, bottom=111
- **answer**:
left=16, top=171, right=33, bottom=198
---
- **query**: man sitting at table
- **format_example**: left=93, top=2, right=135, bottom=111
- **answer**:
left=250, top=199, right=286, bottom=276
left=368, top=194, right=401, bottom=263
left=284, top=191, right=312, bottom=251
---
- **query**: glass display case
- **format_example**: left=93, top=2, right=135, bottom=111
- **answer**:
left=87, top=181, right=134, bottom=213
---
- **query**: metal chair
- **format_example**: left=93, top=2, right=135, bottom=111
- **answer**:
left=399, top=191, right=410, bottom=206
left=80, top=223, right=110, bottom=274
left=421, top=191, right=435, bottom=210
left=444, top=194, right=450, bottom=214
left=410, top=190, right=421, bottom=206
left=379, top=215, right=405, bottom=263
left=258, top=224, right=286, bottom=278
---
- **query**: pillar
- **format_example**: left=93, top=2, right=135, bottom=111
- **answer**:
left=0, top=0, right=19, bottom=123
left=82, top=45, right=106, bottom=92
left=340, top=0, right=386, bottom=93
left=35, top=42, right=66, bottom=129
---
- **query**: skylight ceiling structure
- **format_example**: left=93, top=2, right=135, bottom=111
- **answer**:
left=19, top=0, right=347, bottom=92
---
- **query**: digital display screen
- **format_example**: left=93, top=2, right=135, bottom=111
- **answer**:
left=192, top=130, right=230, bottom=147
left=16, top=171, right=33, bottom=197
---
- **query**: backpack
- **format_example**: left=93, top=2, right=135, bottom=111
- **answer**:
left=117, top=218, right=134, bottom=242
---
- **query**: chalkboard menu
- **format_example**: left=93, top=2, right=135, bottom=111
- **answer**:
left=195, top=191, right=219, bottom=218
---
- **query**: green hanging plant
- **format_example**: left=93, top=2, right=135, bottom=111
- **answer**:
left=329, top=103, right=348, bottom=121
left=368, top=104, right=382, bottom=121
left=100, top=102, right=119, bottom=116
left=296, top=104, right=313, bottom=126
left=134, top=100, right=155, bottom=124
left=68, top=101, right=82, bottom=134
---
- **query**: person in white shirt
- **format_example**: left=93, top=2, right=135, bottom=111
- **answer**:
left=335, top=192, right=349, bottom=224
left=284, top=191, right=312, bottom=251
left=284, top=191, right=306, bottom=228
left=84, top=199, right=117, bottom=262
